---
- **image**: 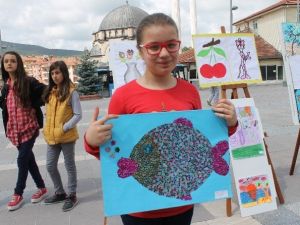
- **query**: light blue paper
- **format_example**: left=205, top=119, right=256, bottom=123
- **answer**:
left=100, top=109, right=232, bottom=216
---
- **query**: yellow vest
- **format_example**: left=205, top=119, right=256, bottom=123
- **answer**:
left=43, top=86, right=79, bottom=145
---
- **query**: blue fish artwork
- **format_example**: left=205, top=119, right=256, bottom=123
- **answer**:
left=100, top=109, right=231, bottom=216
left=117, top=118, right=229, bottom=201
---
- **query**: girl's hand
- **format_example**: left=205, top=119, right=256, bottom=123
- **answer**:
left=212, top=99, right=237, bottom=127
left=85, top=107, right=118, bottom=147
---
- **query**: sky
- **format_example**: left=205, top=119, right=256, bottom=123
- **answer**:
left=0, top=0, right=280, bottom=51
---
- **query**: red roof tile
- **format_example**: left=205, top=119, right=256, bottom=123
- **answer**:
left=178, top=49, right=195, bottom=63
left=254, top=35, right=282, bottom=59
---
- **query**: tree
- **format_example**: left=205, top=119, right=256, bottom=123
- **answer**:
left=182, top=46, right=192, bottom=52
left=77, top=50, right=101, bottom=95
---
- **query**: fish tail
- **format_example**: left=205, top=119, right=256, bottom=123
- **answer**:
left=117, top=157, right=138, bottom=178
left=212, top=140, right=229, bottom=157
left=213, top=157, right=229, bottom=176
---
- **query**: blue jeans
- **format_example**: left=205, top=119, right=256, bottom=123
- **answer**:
left=15, top=133, right=45, bottom=195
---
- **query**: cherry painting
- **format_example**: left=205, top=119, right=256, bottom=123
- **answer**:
left=197, top=38, right=227, bottom=79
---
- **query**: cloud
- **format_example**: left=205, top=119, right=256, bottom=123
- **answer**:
left=0, top=0, right=278, bottom=50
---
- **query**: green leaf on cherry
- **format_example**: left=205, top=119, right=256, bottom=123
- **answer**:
left=197, top=47, right=211, bottom=57
left=213, top=47, right=226, bottom=59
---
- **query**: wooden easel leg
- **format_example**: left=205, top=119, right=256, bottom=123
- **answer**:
left=104, top=216, right=108, bottom=225
left=289, top=128, right=300, bottom=175
left=264, top=137, right=285, bottom=204
left=226, top=198, right=232, bottom=217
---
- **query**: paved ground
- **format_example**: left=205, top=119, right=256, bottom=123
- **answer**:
left=1, top=83, right=300, bottom=225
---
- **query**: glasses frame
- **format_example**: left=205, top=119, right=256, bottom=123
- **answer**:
left=139, top=40, right=181, bottom=56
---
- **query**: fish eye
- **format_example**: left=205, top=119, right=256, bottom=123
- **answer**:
left=143, top=144, right=153, bottom=154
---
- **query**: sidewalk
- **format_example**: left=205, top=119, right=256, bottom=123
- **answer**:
left=1, top=83, right=300, bottom=225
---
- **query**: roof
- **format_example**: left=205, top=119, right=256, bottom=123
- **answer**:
left=178, top=49, right=195, bottom=63
left=178, top=34, right=282, bottom=64
left=98, top=4, right=148, bottom=31
left=234, top=0, right=298, bottom=25
left=254, top=35, right=282, bottom=59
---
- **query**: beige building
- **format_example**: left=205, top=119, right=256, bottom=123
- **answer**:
left=233, top=0, right=299, bottom=81
left=178, top=1, right=300, bottom=82
left=22, top=55, right=80, bottom=84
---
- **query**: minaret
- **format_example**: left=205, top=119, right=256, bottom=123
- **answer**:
left=172, top=0, right=181, bottom=40
left=189, top=0, right=197, bottom=35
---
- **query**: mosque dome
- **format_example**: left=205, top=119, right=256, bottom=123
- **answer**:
left=98, top=3, right=148, bottom=31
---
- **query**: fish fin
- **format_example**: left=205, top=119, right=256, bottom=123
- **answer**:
left=181, top=194, right=192, bottom=200
left=212, top=140, right=229, bottom=157
left=117, top=157, right=138, bottom=178
left=213, top=157, right=229, bottom=176
left=174, top=117, right=193, bottom=128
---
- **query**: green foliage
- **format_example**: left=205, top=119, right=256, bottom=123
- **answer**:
left=213, top=47, right=226, bottom=59
left=77, top=51, right=101, bottom=95
left=197, top=47, right=211, bottom=57
left=182, top=46, right=192, bottom=52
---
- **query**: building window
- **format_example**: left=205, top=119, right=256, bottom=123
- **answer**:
left=253, top=20, right=258, bottom=30
left=278, top=66, right=283, bottom=80
left=189, top=69, right=198, bottom=79
left=260, top=65, right=282, bottom=81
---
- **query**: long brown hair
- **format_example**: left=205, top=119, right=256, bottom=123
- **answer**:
left=43, top=60, right=72, bottom=103
left=1, top=51, right=31, bottom=107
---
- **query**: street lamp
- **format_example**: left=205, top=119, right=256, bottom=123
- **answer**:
left=230, top=0, right=238, bottom=33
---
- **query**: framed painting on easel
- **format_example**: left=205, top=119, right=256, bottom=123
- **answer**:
left=192, top=33, right=262, bottom=88
left=281, top=22, right=300, bottom=125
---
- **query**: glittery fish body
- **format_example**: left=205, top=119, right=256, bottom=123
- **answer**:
left=117, top=118, right=229, bottom=200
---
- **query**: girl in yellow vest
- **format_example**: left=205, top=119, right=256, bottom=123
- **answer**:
left=42, top=61, right=82, bottom=212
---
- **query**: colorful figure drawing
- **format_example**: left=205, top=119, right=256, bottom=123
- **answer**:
left=230, top=106, right=264, bottom=159
left=239, top=175, right=272, bottom=208
left=235, top=38, right=251, bottom=79
left=197, top=38, right=227, bottom=79
left=116, top=118, right=229, bottom=200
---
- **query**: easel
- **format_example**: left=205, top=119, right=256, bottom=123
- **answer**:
left=221, top=83, right=285, bottom=217
left=289, top=129, right=300, bottom=175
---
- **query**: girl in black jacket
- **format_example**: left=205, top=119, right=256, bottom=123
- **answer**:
left=0, top=51, right=48, bottom=211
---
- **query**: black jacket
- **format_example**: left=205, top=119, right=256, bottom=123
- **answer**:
left=0, top=77, right=46, bottom=135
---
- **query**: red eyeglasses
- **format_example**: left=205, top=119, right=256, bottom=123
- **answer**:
left=139, top=40, right=181, bottom=56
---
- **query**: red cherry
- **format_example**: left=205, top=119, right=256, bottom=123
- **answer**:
left=200, top=64, right=214, bottom=78
left=213, top=63, right=226, bottom=78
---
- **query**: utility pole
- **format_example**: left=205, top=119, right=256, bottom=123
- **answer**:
left=230, top=0, right=238, bottom=33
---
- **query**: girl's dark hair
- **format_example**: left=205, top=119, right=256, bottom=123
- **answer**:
left=1, top=51, right=31, bottom=107
left=136, top=13, right=179, bottom=48
left=43, top=61, right=72, bottom=103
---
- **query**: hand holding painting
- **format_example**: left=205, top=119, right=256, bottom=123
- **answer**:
left=212, top=99, right=237, bottom=127
left=85, top=106, right=118, bottom=147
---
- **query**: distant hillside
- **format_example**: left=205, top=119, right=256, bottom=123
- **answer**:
left=0, top=41, right=83, bottom=56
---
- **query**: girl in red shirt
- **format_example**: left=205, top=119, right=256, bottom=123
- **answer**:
left=84, top=13, right=237, bottom=225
